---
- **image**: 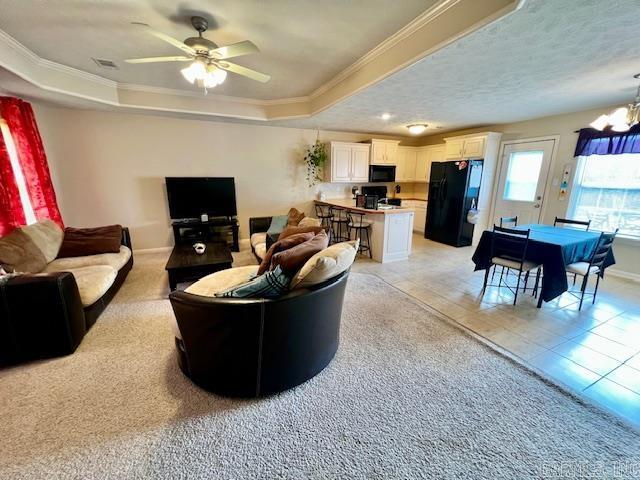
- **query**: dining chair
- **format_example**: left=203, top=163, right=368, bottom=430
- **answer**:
left=554, top=217, right=591, bottom=230
left=566, top=229, right=618, bottom=310
left=499, top=216, right=518, bottom=227
left=482, top=225, right=542, bottom=305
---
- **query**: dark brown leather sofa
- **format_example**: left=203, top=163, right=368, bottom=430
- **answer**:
left=0, top=229, right=133, bottom=366
left=168, top=270, right=349, bottom=397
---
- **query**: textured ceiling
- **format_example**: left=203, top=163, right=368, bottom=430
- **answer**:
left=0, top=0, right=432, bottom=100
left=275, top=0, right=640, bottom=135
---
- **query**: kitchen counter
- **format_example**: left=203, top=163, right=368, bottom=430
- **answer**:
left=315, top=198, right=415, bottom=215
left=314, top=199, right=414, bottom=263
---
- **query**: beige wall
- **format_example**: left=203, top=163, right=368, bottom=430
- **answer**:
left=34, top=104, right=412, bottom=250
left=418, top=106, right=640, bottom=277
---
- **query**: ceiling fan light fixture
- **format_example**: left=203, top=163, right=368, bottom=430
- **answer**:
left=407, top=124, right=428, bottom=135
left=590, top=74, right=640, bottom=131
left=589, top=114, right=610, bottom=131
left=180, top=59, right=206, bottom=84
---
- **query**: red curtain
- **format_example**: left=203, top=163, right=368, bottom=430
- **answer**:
left=0, top=97, right=63, bottom=234
left=0, top=131, right=26, bottom=236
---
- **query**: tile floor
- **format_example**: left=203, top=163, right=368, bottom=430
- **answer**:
left=349, top=234, right=640, bottom=427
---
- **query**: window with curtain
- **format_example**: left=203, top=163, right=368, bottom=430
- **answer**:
left=0, top=119, right=36, bottom=225
left=568, top=153, right=640, bottom=239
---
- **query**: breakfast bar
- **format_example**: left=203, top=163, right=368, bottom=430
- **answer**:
left=315, top=199, right=414, bottom=263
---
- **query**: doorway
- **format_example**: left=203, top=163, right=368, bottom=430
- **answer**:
left=492, top=138, right=557, bottom=226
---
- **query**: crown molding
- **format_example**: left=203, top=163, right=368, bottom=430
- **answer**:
left=0, top=0, right=524, bottom=123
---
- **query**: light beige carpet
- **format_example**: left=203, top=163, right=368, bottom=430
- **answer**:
left=1, top=252, right=638, bottom=479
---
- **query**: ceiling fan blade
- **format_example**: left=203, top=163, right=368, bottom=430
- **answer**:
left=132, top=22, right=195, bottom=55
left=125, top=56, right=192, bottom=64
left=216, top=61, right=271, bottom=83
left=210, top=40, right=259, bottom=59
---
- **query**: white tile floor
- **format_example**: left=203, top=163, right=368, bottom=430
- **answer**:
left=349, top=234, right=640, bottom=427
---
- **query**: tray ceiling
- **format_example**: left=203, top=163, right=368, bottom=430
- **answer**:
left=0, top=0, right=433, bottom=100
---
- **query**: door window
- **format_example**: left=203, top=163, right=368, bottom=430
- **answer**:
left=502, top=150, right=544, bottom=202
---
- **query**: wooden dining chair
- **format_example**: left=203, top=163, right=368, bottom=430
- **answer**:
left=554, top=217, right=591, bottom=231
left=499, top=216, right=518, bottom=228
left=566, top=229, right=618, bottom=310
left=482, top=225, right=542, bottom=305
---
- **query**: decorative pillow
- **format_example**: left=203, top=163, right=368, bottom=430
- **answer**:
left=57, top=225, right=123, bottom=258
left=286, top=207, right=305, bottom=226
left=278, top=225, right=326, bottom=241
left=186, top=265, right=260, bottom=297
left=266, top=215, right=288, bottom=237
left=271, top=230, right=329, bottom=274
left=215, top=265, right=290, bottom=299
left=20, top=219, right=64, bottom=263
left=291, top=239, right=359, bottom=289
left=257, top=231, right=314, bottom=275
left=0, top=229, right=47, bottom=273
left=298, top=217, right=321, bottom=228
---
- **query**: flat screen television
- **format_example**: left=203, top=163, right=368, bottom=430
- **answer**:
left=166, top=177, right=237, bottom=219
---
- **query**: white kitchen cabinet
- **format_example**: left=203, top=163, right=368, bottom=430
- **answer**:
left=415, top=147, right=431, bottom=182
left=382, top=212, right=414, bottom=262
left=412, top=203, right=427, bottom=234
left=396, top=146, right=417, bottom=182
left=368, top=139, right=400, bottom=165
left=444, top=135, right=487, bottom=160
left=325, top=142, right=370, bottom=183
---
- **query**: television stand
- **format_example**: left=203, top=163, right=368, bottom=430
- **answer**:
left=172, top=217, right=239, bottom=252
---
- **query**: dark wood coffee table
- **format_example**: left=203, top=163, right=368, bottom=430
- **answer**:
left=165, top=242, right=233, bottom=291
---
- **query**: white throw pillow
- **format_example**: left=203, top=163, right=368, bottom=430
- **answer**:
left=20, top=219, right=63, bottom=263
left=291, top=239, right=358, bottom=288
left=298, top=217, right=321, bottom=228
left=185, top=265, right=259, bottom=297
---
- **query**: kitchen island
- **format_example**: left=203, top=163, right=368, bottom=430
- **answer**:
left=315, top=199, right=414, bottom=263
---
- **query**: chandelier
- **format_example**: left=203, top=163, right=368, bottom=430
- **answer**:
left=590, top=74, right=640, bottom=132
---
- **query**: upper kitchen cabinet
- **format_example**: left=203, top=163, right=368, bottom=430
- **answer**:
left=325, top=142, right=370, bottom=183
left=444, top=134, right=487, bottom=160
left=396, top=146, right=417, bottom=182
left=367, top=139, right=400, bottom=165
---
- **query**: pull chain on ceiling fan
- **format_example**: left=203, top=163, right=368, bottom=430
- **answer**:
left=125, top=16, right=271, bottom=93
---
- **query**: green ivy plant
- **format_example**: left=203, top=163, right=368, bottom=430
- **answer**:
left=303, top=135, right=327, bottom=187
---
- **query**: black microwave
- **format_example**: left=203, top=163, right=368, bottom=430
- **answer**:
left=369, top=165, right=396, bottom=183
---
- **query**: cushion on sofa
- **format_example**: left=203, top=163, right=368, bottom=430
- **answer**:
left=185, top=265, right=260, bottom=297
left=271, top=230, right=329, bottom=274
left=266, top=215, right=288, bottom=238
left=257, top=231, right=314, bottom=275
left=45, top=245, right=131, bottom=273
left=278, top=225, right=326, bottom=241
left=254, top=243, right=267, bottom=260
left=57, top=225, right=123, bottom=258
left=286, top=207, right=305, bottom=226
left=250, top=232, right=267, bottom=248
left=298, top=217, right=321, bottom=228
left=67, top=265, right=118, bottom=307
left=215, top=265, right=290, bottom=299
left=20, top=219, right=64, bottom=263
left=291, top=239, right=359, bottom=289
left=0, top=229, right=47, bottom=273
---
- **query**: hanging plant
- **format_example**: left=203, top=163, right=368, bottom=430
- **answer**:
left=303, top=132, right=327, bottom=187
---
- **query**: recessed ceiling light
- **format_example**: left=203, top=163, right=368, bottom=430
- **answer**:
left=381, top=113, right=392, bottom=121
left=407, top=124, right=428, bottom=135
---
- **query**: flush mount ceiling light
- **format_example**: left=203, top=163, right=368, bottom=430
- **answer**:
left=407, top=124, right=428, bottom=135
left=381, top=113, right=392, bottom=121
left=126, top=16, right=270, bottom=93
left=590, top=73, right=640, bottom=132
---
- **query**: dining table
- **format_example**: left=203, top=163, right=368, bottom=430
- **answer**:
left=471, top=224, right=616, bottom=307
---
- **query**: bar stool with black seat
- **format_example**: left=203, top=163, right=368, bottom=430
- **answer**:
left=315, top=203, right=333, bottom=238
left=346, top=210, right=373, bottom=258
left=566, top=229, right=618, bottom=310
left=330, top=206, right=350, bottom=244
left=481, top=225, right=542, bottom=305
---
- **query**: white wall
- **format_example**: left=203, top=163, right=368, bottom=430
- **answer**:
left=34, top=104, right=411, bottom=250
left=419, top=106, right=640, bottom=277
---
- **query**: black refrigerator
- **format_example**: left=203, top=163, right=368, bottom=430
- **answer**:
left=425, top=160, right=483, bottom=247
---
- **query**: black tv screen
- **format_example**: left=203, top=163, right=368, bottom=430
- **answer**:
left=166, top=177, right=237, bottom=219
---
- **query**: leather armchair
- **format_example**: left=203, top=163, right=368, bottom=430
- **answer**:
left=169, top=270, right=349, bottom=397
left=0, top=228, right=133, bottom=366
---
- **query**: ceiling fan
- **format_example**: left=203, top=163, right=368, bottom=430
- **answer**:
left=126, top=16, right=270, bottom=92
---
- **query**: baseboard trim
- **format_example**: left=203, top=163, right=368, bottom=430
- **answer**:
left=133, top=246, right=173, bottom=254
left=607, top=269, right=640, bottom=283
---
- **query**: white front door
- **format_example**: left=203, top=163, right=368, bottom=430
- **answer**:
left=493, top=139, right=555, bottom=226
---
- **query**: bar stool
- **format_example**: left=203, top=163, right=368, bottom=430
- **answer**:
left=347, top=210, right=372, bottom=258
left=330, top=206, right=350, bottom=244
left=315, top=204, right=333, bottom=230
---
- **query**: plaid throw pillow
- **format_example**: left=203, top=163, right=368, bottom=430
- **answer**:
left=215, top=265, right=291, bottom=299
